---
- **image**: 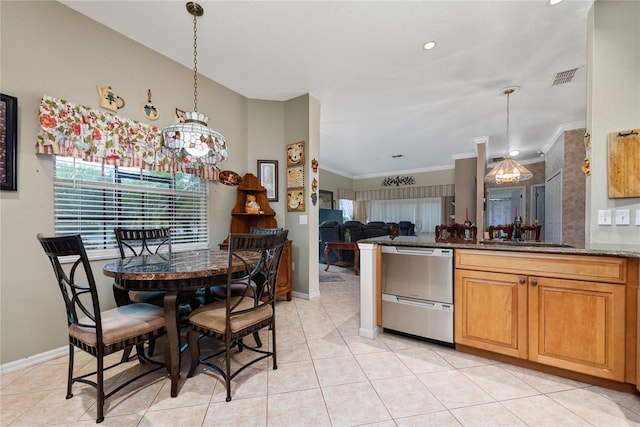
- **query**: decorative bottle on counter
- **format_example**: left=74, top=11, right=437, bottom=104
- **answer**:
left=463, top=220, right=472, bottom=240
left=513, top=216, right=522, bottom=241
left=345, top=228, right=351, bottom=243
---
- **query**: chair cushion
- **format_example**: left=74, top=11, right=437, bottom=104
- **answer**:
left=69, top=303, right=166, bottom=347
left=189, top=297, right=273, bottom=334
left=128, top=290, right=166, bottom=304
left=208, top=283, right=255, bottom=300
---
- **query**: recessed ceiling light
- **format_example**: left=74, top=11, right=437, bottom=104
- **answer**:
left=423, top=41, right=436, bottom=50
left=509, top=150, right=520, bottom=157
left=548, top=0, right=564, bottom=5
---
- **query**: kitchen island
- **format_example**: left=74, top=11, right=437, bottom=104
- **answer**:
left=357, top=235, right=640, bottom=392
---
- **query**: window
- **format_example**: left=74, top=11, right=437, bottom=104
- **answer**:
left=366, top=197, right=442, bottom=233
left=54, top=157, right=209, bottom=259
left=338, top=199, right=353, bottom=222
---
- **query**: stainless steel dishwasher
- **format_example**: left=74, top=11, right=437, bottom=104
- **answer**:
left=381, top=246, right=454, bottom=345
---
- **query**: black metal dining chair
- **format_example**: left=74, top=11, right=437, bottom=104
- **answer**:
left=113, top=227, right=171, bottom=307
left=489, top=224, right=514, bottom=240
left=187, top=230, right=288, bottom=402
left=37, top=233, right=166, bottom=423
left=521, top=224, right=542, bottom=241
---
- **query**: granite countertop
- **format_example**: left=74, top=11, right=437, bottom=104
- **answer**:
left=358, top=234, right=640, bottom=259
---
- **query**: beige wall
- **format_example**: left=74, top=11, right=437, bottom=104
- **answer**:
left=454, top=158, right=477, bottom=224
left=319, top=169, right=354, bottom=203
left=587, top=0, right=640, bottom=244
left=247, top=100, right=286, bottom=227
left=283, top=95, right=321, bottom=298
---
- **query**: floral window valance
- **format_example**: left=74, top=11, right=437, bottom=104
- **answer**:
left=36, top=95, right=220, bottom=181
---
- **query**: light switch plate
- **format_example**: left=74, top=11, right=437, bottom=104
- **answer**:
left=598, top=209, right=612, bottom=225
left=636, top=210, right=640, bottom=225
left=299, top=215, right=308, bottom=225
left=615, top=209, right=630, bottom=225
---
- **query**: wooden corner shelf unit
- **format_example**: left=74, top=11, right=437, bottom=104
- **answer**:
left=220, top=173, right=292, bottom=301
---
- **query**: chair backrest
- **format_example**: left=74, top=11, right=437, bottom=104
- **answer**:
left=114, top=227, right=171, bottom=258
left=456, top=223, right=478, bottom=241
left=435, top=224, right=458, bottom=242
left=488, top=224, right=514, bottom=240
left=319, top=221, right=341, bottom=243
left=226, top=230, right=289, bottom=310
left=249, top=227, right=283, bottom=235
left=521, top=224, right=542, bottom=241
left=398, top=221, right=415, bottom=236
left=37, top=234, right=104, bottom=339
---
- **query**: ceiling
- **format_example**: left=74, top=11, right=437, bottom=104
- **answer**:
left=60, top=0, right=592, bottom=178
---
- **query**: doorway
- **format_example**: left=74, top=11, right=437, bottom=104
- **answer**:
left=486, top=186, right=525, bottom=230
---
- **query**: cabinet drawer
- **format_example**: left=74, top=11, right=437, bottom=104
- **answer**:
left=456, top=250, right=627, bottom=284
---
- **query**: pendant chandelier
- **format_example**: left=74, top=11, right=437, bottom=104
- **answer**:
left=161, top=2, right=227, bottom=170
left=484, top=87, right=532, bottom=185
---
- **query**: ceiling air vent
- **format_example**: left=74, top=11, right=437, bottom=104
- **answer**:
left=491, top=156, right=505, bottom=163
left=552, top=68, right=578, bottom=86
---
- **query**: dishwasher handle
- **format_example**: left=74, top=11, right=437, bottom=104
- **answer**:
left=381, top=246, right=452, bottom=257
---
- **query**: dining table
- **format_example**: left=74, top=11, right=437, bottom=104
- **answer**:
left=103, top=249, right=258, bottom=397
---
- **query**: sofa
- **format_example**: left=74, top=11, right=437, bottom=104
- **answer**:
left=319, top=220, right=394, bottom=263
left=398, top=221, right=415, bottom=236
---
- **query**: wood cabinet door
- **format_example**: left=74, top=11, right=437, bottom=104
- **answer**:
left=528, top=277, right=626, bottom=381
left=455, top=269, right=528, bottom=358
left=275, top=240, right=293, bottom=301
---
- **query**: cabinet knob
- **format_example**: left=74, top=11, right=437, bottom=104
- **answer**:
left=519, top=278, right=526, bottom=285
left=531, top=279, right=538, bottom=286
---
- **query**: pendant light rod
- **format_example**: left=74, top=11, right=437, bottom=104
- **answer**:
left=484, top=86, right=532, bottom=184
left=504, top=87, right=514, bottom=156
left=187, top=2, right=203, bottom=113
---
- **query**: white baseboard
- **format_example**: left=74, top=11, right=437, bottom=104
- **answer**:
left=291, top=290, right=320, bottom=300
left=1, top=346, right=69, bottom=374
left=359, top=326, right=380, bottom=339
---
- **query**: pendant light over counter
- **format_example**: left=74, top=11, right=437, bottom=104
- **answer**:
left=161, top=2, right=228, bottom=170
left=484, top=87, right=532, bottom=185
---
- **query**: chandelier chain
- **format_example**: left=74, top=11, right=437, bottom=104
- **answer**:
left=192, top=12, right=199, bottom=112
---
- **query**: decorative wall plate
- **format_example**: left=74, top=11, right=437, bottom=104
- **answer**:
left=218, top=170, right=242, bottom=186
left=140, top=89, right=159, bottom=121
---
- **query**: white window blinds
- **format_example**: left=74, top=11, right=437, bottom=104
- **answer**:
left=54, top=157, right=209, bottom=259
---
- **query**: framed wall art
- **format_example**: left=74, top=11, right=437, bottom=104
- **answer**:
left=257, top=160, right=278, bottom=201
left=287, top=187, right=305, bottom=212
left=287, top=165, right=305, bottom=188
left=286, top=141, right=305, bottom=167
left=319, top=190, right=333, bottom=209
left=1, top=93, right=18, bottom=191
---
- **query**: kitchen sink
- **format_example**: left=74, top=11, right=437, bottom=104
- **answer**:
left=479, top=240, right=574, bottom=248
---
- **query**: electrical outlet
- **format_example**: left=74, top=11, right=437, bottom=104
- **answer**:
left=292, top=262, right=295, bottom=271
left=615, top=209, right=630, bottom=225
left=637, top=210, right=640, bottom=226
left=598, top=209, right=612, bottom=225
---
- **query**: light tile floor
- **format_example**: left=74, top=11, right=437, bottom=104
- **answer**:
left=2, top=265, right=640, bottom=426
